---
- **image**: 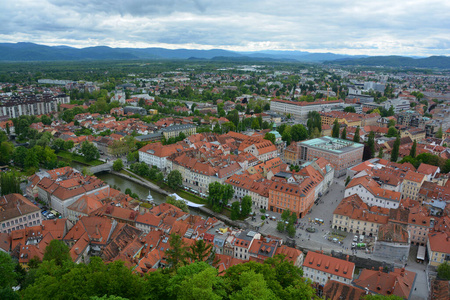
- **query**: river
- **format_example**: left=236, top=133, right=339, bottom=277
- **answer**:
left=71, top=162, right=205, bottom=216
left=96, top=172, right=167, bottom=204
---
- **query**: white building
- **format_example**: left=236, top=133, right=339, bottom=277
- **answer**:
left=302, top=251, right=355, bottom=285
left=345, top=176, right=402, bottom=209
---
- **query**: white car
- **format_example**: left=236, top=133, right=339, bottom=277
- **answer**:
left=353, top=235, right=358, bottom=242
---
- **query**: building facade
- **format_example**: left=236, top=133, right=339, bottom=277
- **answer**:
left=298, top=137, right=364, bottom=177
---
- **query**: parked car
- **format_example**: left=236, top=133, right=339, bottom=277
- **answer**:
left=353, top=235, right=358, bottom=242
left=359, top=235, right=365, bottom=243
left=332, top=238, right=339, bottom=243
left=46, top=213, right=56, bottom=219
left=41, top=210, right=48, bottom=216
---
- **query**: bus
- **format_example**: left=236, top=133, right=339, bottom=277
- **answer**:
left=417, top=245, right=426, bottom=263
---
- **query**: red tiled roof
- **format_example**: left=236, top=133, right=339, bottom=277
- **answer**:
left=303, top=251, right=355, bottom=280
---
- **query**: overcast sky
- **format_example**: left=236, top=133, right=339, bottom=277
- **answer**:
left=1, top=0, right=449, bottom=56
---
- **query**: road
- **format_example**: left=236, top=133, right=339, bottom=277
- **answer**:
left=245, top=177, right=429, bottom=299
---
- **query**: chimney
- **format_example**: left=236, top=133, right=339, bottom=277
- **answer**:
left=346, top=255, right=349, bottom=261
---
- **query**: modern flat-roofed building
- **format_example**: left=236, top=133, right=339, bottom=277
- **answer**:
left=298, top=137, right=364, bottom=177
left=270, top=98, right=343, bottom=119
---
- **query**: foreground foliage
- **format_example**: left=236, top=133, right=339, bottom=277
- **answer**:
left=0, top=240, right=315, bottom=300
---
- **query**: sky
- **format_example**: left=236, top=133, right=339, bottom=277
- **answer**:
left=1, top=0, right=450, bottom=56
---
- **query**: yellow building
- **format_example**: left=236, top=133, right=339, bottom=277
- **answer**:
left=161, top=124, right=197, bottom=139
left=402, top=171, right=426, bottom=200
left=332, top=194, right=388, bottom=236
left=427, top=231, right=450, bottom=267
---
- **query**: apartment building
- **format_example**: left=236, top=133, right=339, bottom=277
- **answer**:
left=302, top=251, right=355, bottom=285
left=0, top=194, right=42, bottom=233
left=0, top=94, right=70, bottom=118
left=402, top=171, right=427, bottom=201
left=270, top=98, right=344, bottom=119
left=268, top=178, right=316, bottom=218
left=160, top=124, right=196, bottom=139
left=345, top=176, right=402, bottom=209
left=138, top=142, right=185, bottom=172
left=332, top=194, right=388, bottom=236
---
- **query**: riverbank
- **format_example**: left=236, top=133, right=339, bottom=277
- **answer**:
left=110, top=170, right=170, bottom=196
left=57, top=151, right=104, bottom=166
left=111, top=169, right=247, bottom=228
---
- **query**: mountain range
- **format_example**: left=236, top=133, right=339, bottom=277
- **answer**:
left=0, top=42, right=449, bottom=69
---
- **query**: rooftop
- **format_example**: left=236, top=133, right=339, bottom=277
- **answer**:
left=299, top=136, right=363, bottom=154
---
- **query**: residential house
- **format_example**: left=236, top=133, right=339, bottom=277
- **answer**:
left=302, top=251, right=355, bottom=285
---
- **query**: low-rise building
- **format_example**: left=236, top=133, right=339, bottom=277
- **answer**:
left=268, top=178, right=316, bottom=218
left=0, top=194, right=42, bottom=233
left=427, top=230, right=450, bottom=267
left=332, top=194, right=389, bottom=236
left=160, top=124, right=196, bottom=139
left=353, top=267, right=416, bottom=300
left=373, top=223, right=410, bottom=262
left=402, top=171, right=427, bottom=201
left=302, top=251, right=355, bottom=285
left=345, top=176, right=402, bottom=209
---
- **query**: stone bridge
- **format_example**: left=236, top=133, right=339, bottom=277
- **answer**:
left=90, top=162, right=113, bottom=174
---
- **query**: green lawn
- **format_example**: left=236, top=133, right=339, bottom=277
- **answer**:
left=57, top=151, right=104, bottom=166
left=176, top=190, right=206, bottom=204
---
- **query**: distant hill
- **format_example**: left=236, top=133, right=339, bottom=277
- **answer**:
left=0, top=43, right=241, bottom=61
left=0, top=43, right=447, bottom=68
left=326, top=55, right=450, bottom=69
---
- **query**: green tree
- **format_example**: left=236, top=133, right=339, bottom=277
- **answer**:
left=436, top=126, right=443, bottom=138
left=286, top=224, right=296, bottom=238
left=290, top=124, right=308, bottom=142
left=231, top=201, right=241, bottom=220
left=166, top=233, right=188, bottom=271
left=344, top=106, right=356, bottom=113
left=0, top=172, right=22, bottom=195
left=229, top=270, right=276, bottom=300
left=113, top=159, right=124, bottom=171
left=437, top=261, right=450, bottom=280
left=207, top=182, right=234, bottom=212
left=81, top=141, right=100, bottom=161
left=166, top=195, right=189, bottom=213
left=264, top=132, right=276, bottom=145
left=353, top=126, right=360, bottom=142
left=241, top=195, right=252, bottom=217
left=43, top=239, right=72, bottom=266
left=410, top=140, right=417, bottom=158
left=0, top=142, right=13, bottom=165
left=391, top=136, right=400, bottom=162
left=364, top=295, right=404, bottom=300
left=332, top=119, right=340, bottom=138
left=167, top=262, right=224, bottom=300
left=388, top=119, right=396, bottom=128
left=0, top=252, right=17, bottom=289
left=24, top=149, right=39, bottom=170
left=167, top=170, right=183, bottom=190
left=340, top=127, right=347, bottom=140
left=386, top=126, right=398, bottom=137
left=188, top=240, right=216, bottom=263
left=367, top=131, right=375, bottom=158
left=345, top=176, right=351, bottom=186
left=251, top=118, right=260, bottom=130
left=277, top=221, right=285, bottom=232
left=63, top=140, right=75, bottom=151
left=378, top=147, right=384, bottom=159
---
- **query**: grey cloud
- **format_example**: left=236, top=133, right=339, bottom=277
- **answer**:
left=0, top=0, right=449, bottom=55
